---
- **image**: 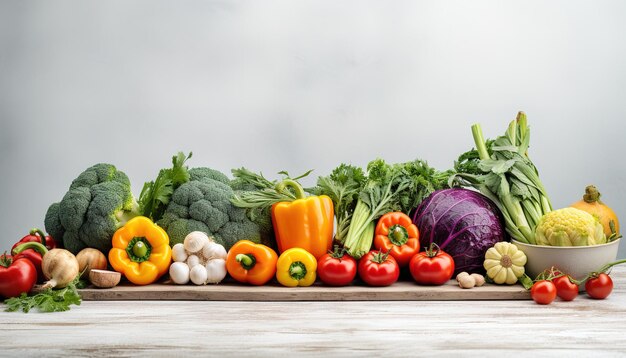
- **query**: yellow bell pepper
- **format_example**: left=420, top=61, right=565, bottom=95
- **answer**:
left=109, top=216, right=172, bottom=285
left=276, top=247, right=317, bottom=287
left=271, top=179, right=334, bottom=260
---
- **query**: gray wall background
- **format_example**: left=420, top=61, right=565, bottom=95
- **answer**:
left=1, top=1, right=625, bottom=258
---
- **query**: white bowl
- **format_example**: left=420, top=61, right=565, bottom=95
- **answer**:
left=512, top=239, right=621, bottom=281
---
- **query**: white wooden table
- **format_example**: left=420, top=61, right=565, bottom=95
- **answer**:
left=2, top=266, right=625, bottom=357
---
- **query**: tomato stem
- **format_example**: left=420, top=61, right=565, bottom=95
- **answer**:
left=0, top=252, right=12, bottom=268
left=424, top=242, right=441, bottom=258
left=328, top=245, right=347, bottom=260
left=370, top=250, right=391, bottom=264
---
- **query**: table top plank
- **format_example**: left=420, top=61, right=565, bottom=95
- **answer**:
left=77, top=278, right=531, bottom=301
left=1, top=266, right=625, bottom=357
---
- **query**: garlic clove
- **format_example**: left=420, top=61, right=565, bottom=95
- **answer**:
left=186, top=254, right=201, bottom=268
left=202, top=241, right=227, bottom=260
left=471, top=273, right=486, bottom=287
left=205, top=258, right=227, bottom=284
left=190, top=265, right=208, bottom=285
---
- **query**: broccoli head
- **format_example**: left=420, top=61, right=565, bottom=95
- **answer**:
left=44, top=164, right=138, bottom=254
left=158, top=168, right=263, bottom=250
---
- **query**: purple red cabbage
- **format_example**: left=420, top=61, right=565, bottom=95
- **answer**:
left=412, top=188, right=506, bottom=275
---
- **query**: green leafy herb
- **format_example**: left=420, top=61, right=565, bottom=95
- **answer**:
left=308, top=164, right=366, bottom=244
left=4, top=278, right=82, bottom=313
left=139, top=152, right=193, bottom=221
left=340, top=158, right=451, bottom=259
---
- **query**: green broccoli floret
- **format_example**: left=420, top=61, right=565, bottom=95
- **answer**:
left=189, top=167, right=231, bottom=185
left=44, top=164, right=138, bottom=254
left=158, top=167, right=262, bottom=250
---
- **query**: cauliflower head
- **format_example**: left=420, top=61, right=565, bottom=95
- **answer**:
left=44, top=164, right=138, bottom=254
left=535, top=207, right=606, bottom=246
left=158, top=167, right=262, bottom=250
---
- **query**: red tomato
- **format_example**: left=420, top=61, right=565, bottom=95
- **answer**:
left=0, top=254, right=38, bottom=298
left=553, top=275, right=579, bottom=301
left=531, top=280, right=557, bottom=305
left=409, top=244, right=455, bottom=285
left=357, top=250, right=400, bottom=287
left=317, top=250, right=357, bottom=286
left=585, top=273, right=613, bottom=300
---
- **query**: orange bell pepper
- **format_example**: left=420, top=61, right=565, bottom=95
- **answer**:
left=271, top=179, right=334, bottom=259
left=373, top=212, right=420, bottom=267
left=226, top=240, right=278, bottom=285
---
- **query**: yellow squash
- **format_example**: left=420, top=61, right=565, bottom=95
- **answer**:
left=483, top=242, right=527, bottom=285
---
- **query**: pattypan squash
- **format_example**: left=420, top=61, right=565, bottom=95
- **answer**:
left=483, top=242, right=527, bottom=285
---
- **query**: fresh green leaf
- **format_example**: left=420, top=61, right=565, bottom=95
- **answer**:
left=310, top=164, right=366, bottom=244
left=456, top=114, right=552, bottom=244
left=170, top=152, right=193, bottom=186
left=4, top=280, right=82, bottom=313
left=139, top=152, right=192, bottom=221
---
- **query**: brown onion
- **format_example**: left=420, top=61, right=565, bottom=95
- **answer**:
left=42, top=249, right=80, bottom=289
left=76, top=248, right=108, bottom=278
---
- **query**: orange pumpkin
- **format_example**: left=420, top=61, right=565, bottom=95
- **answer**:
left=571, top=185, right=620, bottom=238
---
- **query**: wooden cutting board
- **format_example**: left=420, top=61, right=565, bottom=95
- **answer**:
left=78, top=279, right=530, bottom=301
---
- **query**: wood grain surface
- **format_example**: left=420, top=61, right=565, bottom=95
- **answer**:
left=77, top=279, right=530, bottom=301
left=1, top=266, right=625, bottom=357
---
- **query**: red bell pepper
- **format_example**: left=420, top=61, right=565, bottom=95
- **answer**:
left=12, top=241, right=50, bottom=283
left=11, top=229, right=54, bottom=283
left=11, top=228, right=57, bottom=283
left=373, top=212, right=420, bottom=267
left=0, top=253, right=37, bottom=298
left=11, top=228, right=56, bottom=252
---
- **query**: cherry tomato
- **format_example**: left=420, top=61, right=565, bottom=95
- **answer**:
left=530, top=280, right=557, bottom=305
left=317, top=248, right=357, bottom=286
left=585, top=273, right=613, bottom=300
left=409, top=243, right=455, bottom=285
left=553, top=275, right=579, bottom=301
left=357, top=250, right=400, bottom=287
